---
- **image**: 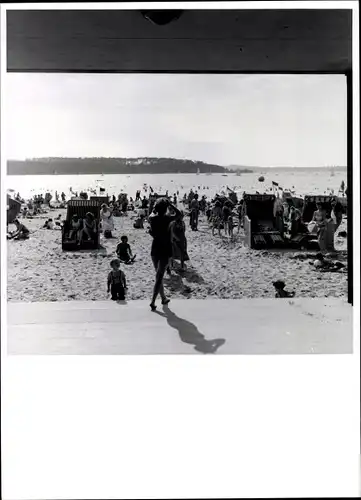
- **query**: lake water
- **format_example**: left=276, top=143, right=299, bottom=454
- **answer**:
left=6, top=170, right=347, bottom=200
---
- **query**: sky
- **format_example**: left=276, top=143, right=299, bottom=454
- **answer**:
left=5, top=73, right=347, bottom=168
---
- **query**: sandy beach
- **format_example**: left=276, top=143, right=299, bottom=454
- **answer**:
left=7, top=206, right=348, bottom=303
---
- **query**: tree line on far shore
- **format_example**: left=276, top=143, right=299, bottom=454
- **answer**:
left=7, top=157, right=254, bottom=175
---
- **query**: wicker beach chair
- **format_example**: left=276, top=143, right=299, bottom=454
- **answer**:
left=302, top=195, right=333, bottom=223
left=7, top=196, right=22, bottom=224
left=243, top=194, right=285, bottom=249
left=288, top=195, right=334, bottom=250
left=90, top=196, right=109, bottom=205
left=62, top=199, right=101, bottom=250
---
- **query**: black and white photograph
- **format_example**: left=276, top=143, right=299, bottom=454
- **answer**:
left=4, top=10, right=353, bottom=356
left=1, top=3, right=359, bottom=499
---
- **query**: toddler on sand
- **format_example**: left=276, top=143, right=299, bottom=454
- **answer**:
left=107, top=259, right=127, bottom=301
left=116, top=235, right=136, bottom=264
left=272, top=280, right=296, bottom=298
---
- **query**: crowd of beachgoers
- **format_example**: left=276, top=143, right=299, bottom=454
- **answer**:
left=7, top=181, right=348, bottom=305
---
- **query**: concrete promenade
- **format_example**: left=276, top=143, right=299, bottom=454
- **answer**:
left=7, top=298, right=352, bottom=355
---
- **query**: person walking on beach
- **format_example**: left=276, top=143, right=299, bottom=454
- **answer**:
left=190, top=193, right=199, bottom=231
left=149, top=198, right=182, bottom=311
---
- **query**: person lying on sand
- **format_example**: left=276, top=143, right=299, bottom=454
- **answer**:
left=8, top=219, right=30, bottom=240
left=272, top=280, right=296, bottom=298
left=107, top=259, right=127, bottom=301
left=116, top=235, right=136, bottom=264
left=310, top=253, right=345, bottom=272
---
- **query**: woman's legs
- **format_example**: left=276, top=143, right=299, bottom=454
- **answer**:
left=151, top=256, right=168, bottom=306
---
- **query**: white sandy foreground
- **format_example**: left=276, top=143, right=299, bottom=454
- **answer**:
left=7, top=298, right=352, bottom=355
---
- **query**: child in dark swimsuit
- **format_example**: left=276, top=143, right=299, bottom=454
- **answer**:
left=116, top=235, right=136, bottom=264
left=9, top=219, right=30, bottom=240
left=272, top=280, right=296, bottom=298
left=107, top=259, right=127, bottom=301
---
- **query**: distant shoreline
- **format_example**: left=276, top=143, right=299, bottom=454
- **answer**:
left=7, top=158, right=346, bottom=176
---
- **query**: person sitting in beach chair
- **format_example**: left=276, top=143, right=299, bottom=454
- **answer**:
left=107, top=259, right=127, bottom=301
left=272, top=280, right=296, bottom=298
left=116, top=235, right=136, bottom=264
left=81, top=212, right=97, bottom=243
left=68, top=214, right=83, bottom=243
left=8, top=219, right=30, bottom=240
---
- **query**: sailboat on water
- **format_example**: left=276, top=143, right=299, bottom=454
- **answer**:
left=196, top=168, right=200, bottom=175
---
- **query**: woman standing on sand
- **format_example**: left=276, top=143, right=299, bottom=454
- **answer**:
left=273, top=196, right=285, bottom=237
left=100, top=203, right=114, bottom=238
left=149, top=198, right=182, bottom=311
left=169, top=212, right=189, bottom=271
left=311, top=202, right=335, bottom=252
left=330, top=197, right=343, bottom=232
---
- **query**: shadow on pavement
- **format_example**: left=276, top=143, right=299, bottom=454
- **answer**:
left=156, top=305, right=225, bottom=354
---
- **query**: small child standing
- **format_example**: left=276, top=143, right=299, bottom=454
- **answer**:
left=107, top=259, right=127, bottom=301
left=116, top=235, right=136, bottom=264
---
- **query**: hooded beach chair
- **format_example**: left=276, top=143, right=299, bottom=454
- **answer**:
left=243, top=194, right=285, bottom=249
left=62, top=199, right=101, bottom=250
left=7, top=196, right=22, bottom=225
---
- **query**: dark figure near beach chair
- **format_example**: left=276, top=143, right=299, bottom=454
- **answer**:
left=8, top=219, right=30, bottom=240
left=107, top=259, right=127, bottom=301
left=116, top=235, right=136, bottom=264
left=272, top=280, right=296, bottom=298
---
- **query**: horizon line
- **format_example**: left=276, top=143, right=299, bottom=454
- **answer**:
left=6, top=157, right=347, bottom=169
